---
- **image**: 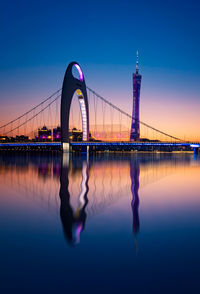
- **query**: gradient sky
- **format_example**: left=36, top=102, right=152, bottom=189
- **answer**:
left=0, top=0, right=200, bottom=140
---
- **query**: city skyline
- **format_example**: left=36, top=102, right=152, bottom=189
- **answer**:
left=0, top=0, right=200, bottom=141
left=1, top=3, right=200, bottom=292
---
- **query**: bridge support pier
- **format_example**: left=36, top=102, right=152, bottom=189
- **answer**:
left=194, top=147, right=199, bottom=155
left=62, top=152, right=70, bottom=167
left=81, top=145, right=89, bottom=154
left=62, top=142, right=70, bottom=153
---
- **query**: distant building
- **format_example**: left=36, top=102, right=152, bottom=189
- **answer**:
left=0, top=136, right=17, bottom=143
left=37, top=126, right=52, bottom=142
left=69, top=128, right=83, bottom=142
left=16, top=135, right=29, bottom=142
left=68, top=128, right=95, bottom=142
left=35, top=125, right=95, bottom=142
left=53, top=126, right=61, bottom=141
left=0, top=135, right=9, bottom=142
left=130, top=51, right=142, bottom=142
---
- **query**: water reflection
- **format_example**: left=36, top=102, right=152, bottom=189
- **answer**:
left=1, top=153, right=200, bottom=292
left=130, top=158, right=140, bottom=246
left=59, top=154, right=141, bottom=247
left=59, top=154, right=89, bottom=245
left=1, top=152, right=199, bottom=248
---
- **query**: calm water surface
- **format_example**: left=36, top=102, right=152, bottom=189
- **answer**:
left=0, top=153, right=200, bottom=293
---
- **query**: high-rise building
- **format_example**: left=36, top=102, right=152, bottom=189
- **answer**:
left=130, top=51, right=142, bottom=141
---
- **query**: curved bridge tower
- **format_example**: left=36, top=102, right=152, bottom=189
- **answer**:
left=61, top=62, right=89, bottom=152
left=130, top=51, right=142, bottom=142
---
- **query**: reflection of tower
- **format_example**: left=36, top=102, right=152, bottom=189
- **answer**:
left=130, top=51, right=142, bottom=141
left=130, top=159, right=140, bottom=245
left=59, top=155, right=89, bottom=246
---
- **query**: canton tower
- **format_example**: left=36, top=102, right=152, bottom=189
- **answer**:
left=130, top=51, right=142, bottom=141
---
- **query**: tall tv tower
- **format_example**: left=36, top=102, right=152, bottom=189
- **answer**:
left=130, top=51, right=142, bottom=141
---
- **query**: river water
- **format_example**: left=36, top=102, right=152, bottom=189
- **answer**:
left=0, top=153, right=200, bottom=293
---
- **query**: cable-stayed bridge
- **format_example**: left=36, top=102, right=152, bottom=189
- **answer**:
left=0, top=62, right=199, bottom=154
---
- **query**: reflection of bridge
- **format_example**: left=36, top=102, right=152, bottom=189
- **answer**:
left=0, top=153, right=195, bottom=246
left=0, top=62, right=199, bottom=154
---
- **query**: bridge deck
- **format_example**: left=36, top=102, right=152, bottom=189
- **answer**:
left=0, top=142, right=199, bottom=148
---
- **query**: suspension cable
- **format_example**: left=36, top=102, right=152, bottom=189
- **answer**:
left=87, top=86, right=182, bottom=141
left=0, top=88, right=62, bottom=130
left=4, top=94, right=61, bottom=135
left=1, top=85, right=183, bottom=142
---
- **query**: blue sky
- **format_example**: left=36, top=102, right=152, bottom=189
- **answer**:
left=1, top=0, right=200, bottom=70
left=0, top=0, right=200, bottom=139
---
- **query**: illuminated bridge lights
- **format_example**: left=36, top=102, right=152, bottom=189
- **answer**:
left=1, top=142, right=199, bottom=148
left=76, top=89, right=88, bottom=141
left=190, top=144, right=200, bottom=148
left=74, top=64, right=83, bottom=82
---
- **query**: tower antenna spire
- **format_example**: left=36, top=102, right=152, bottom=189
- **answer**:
left=136, top=50, right=139, bottom=74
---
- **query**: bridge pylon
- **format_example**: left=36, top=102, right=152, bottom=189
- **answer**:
left=61, top=62, right=89, bottom=152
